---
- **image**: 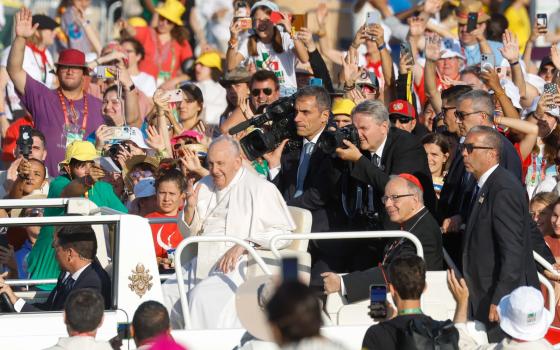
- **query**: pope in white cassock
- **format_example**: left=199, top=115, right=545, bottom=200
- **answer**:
left=163, top=136, right=295, bottom=329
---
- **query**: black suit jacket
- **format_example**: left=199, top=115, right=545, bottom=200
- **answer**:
left=438, top=132, right=522, bottom=222
left=342, top=207, right=444, bottom=303
left=462, top=166, right=538, bottom=326
left=350, top=127, right=437, bottom=216
left=272, top=134, right=345, bottom=233
left=22, top=260, right=111, bottom=312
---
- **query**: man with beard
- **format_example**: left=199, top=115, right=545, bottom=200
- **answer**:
left=7, top=8, right=105, bottom=176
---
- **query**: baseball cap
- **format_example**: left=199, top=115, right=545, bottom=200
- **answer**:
left=497, top=286, right=552, bottom=341
left=389, top=99, right=416, bottom=119
left=331, top=98, right=356, bottom=116
left=128, top=127, right=149, bottom=149
left=59, top=141, right=98, bottom=167
left=195, top=52, right=222, bottom=71
left=134, top=177, right=156, bottom=198
left=440, top=38, right=465, bottom=60
left=250, top=0, right=279, bottom=15
left=32, top=14, right=58, bottom=30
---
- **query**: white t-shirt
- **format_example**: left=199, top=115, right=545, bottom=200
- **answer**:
left=238, top=30, right=298, bottom=90
left=1, top=45, right=55, bottom=120
left=131, top=72, right=157, bottom=98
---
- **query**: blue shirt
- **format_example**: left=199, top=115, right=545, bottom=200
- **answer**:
left=15, top=240, right=32, bottom=279
left=463, top=40, right=504, bottom=67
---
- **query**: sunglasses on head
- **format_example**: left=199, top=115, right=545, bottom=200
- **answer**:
left=390, top=115, right=413, bottom=124
left=251, top=88, right=273, bottom=96
left=459, top=143, right=494, bottom=154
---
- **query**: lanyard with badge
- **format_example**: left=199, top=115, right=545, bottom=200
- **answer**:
left=151, top=29, right=176, bottom=86
left=58, top=88, right=88, bottom=148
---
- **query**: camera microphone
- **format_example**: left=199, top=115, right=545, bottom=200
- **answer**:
left=228, top=119, right=254, bottom=135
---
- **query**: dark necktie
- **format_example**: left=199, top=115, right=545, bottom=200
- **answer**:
left=371, top=154, right=380, bottom=168
left=467, top=185, right=480, bottom=217
left=55, top=276, right=74, bottom=305
left=295, top=142, right=314, bottom=198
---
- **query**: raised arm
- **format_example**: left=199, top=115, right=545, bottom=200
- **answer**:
left=7, top=8, right=37, bottom=95
left=424, top=33, right=443, bottom=113
left=500, top=30, right=526, bottom=102
left=493, top=115, right=538, bottom=161
left=480, top=69, right=520, bottom=120
left=226, top=19, right=245, bottom=71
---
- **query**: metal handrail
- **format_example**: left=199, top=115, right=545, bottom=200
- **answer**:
left=0, top=198, right=70, bottom=209
left=533, top=251, right=559, bottom=321
left=0, top=215, right=123, bottom=227
left=269, top=231, right=424, bottom=259
left=6, top=278, right=57, bottom=287
left=174, top=236, right=272, bottom=329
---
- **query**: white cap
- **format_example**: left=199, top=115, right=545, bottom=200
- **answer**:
left=497, top=286, right=552, bottom=341
left=129, top=127, right=149, bottom=149
left=134, top=177, right=156, bottom=198
left=440, top=39, right=465, bottom=60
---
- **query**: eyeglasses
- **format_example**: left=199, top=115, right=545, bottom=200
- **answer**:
left=459, top=143, right=494, bottom=154
left=441, top=106, right=456, bottom=114
left=381, top=194, right=414, bottom=204
left=251, top=88, right=273, bottom=96
left=454, top=110, right=485, bottom=120
left=389, top=115, right=413, bottom=124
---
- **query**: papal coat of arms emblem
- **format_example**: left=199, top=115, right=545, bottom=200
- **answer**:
left=128, top=263, right=153, bottom=297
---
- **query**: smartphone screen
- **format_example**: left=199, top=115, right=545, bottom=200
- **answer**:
left=467, top=12, right=478, bottom=32
left=369, top=284, right=387, bottom=318
left=117, top=323, right=131, bottom=339
left=292, top=14, right=307, bottom=31
left=537, top=13, right=548, bottom=28
left=282, top=257, right=298, bottom=282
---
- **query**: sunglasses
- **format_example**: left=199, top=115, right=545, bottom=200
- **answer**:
left=454, top=110, right=484, bottom=120
left=459, top=143, right=494, bottom=154
left=130, top=170, right=153, bottom=179
left=251, top=88, right=273, bottom=96
left=390, top=115, right=413, bottom=124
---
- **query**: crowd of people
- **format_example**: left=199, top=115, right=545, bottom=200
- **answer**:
left=0, top=0, right=560, bottom=348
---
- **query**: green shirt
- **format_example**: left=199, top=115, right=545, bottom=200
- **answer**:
left=26, top=175, right=128, bottom=290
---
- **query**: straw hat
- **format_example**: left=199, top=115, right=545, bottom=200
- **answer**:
left=156, top=0, right=186, bottom=26
left=455, top=0, right=490, bottom=25
left=235, top=276, right=276, bottom=342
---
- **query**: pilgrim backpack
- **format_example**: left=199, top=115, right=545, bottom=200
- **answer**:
left=396, top=317, right=459, bottom=350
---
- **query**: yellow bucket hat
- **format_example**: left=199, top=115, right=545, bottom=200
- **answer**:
left=332, top=98, right=356, bottom=116
left=59, top=141, right=98, bottom=168
left=156, top=0, right=186, bottom=26
left=195, top=51, right=222, bottom=71
left=128, top=17, right=148, bottom=27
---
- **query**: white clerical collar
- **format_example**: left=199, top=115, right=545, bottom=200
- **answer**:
left=477, top=164, right=498, bottom=189
left=371, top=135, right=388, bottom=160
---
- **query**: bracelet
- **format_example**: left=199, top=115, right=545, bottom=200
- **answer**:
left=316, top=30, right=326, bottom=38
left=509, top=61, right=519, bottom=67
left=377, top=42, right=386, bottom=51
left=343, top=82, right=355, bottom=91
left=228, top=39, right=238, bottom=49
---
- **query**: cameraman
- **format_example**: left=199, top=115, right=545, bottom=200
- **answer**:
left=335, top=100, right=437, bottom=218
left=265, top=86, right=350, bottom=285
left=221, top=70, right=280, bottom=135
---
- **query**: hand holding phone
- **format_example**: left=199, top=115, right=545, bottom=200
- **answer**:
left=467, top=12, right=478, bottom=33
left=165, top=89, right=184, bottom=103
left=537, top=13, right=548, bottom=29
left=368, top=284, right=388, bottom=319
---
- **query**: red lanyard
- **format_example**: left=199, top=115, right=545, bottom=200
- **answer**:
left=27, top=43, right=48, bottom=83
left=57, top=88, right=88, bottom=131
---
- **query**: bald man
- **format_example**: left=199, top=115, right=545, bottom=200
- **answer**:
left=322, top=174, right=443, bottom=303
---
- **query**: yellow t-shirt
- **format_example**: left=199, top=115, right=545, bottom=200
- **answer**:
left=505, top=5, right=531, bottom=53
